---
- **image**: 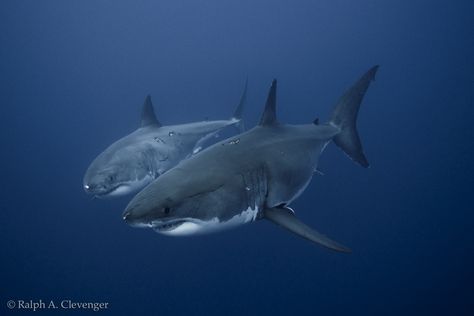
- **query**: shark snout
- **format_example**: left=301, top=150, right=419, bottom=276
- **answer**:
left=123, top=199, right=172, bottom=228
left=83, top=182, right=107, bottom=196
left=122, top=204, right=150, bottom=228
left=122, top=208, right=136, bottom=225
left=83, top=182, right=99, bottom=195
left=122, top=210, right=132, bottom=222
left=83, top=183, right=93, bottom=192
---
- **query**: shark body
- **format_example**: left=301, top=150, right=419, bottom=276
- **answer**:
left=83, top=83, right=246, bottom=198
left=123, top=67, right=378, bottom=252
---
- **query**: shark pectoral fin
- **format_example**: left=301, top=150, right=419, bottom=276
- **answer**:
left=264, top=207, right=351, bottom=253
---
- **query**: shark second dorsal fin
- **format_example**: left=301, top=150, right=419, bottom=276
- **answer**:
left=259, top=79, right=278, bottom=126
left=141, top=95, right=161, bottom=128
left=264, top=206, right=351, bottom=253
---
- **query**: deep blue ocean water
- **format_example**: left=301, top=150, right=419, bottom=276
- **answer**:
left=1, top=1, right=473, bottom=315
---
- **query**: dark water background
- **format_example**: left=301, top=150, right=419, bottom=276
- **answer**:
left=1, top=1, right=473, bottom=315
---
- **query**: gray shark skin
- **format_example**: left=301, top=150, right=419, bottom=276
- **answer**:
left=83, top=82, right=247, bottom=198
left=123, top=66, right=378, bottom=252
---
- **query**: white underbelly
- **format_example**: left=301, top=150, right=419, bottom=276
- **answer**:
left=156, top=206, right=259, bottom=236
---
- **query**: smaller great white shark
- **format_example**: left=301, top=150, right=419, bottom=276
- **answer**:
left=123, top=66, right=378, bottom=252
left=83, top=82, right=247, bottom=198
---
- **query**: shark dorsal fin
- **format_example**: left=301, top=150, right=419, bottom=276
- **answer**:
left=232, top=77, right=248, bottom=121
left=141, top=95, right=161, bottom=128
left=259, top=79, right=278, bottom=126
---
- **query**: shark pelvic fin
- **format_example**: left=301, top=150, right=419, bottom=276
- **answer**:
left=259, top=79, right=278, bottom=126
left=264, top=206, right=351, bottom=253
left=141, top=95, right=161, bottom=128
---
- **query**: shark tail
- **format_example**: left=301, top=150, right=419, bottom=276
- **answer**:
left=328, top=65, right=378, bottom=168
left=231, top=77, right=248, bottom=132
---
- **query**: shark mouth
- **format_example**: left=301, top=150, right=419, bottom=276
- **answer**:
left=150, top=218, right=216, bottom=236
left=149, top=207, right=258, bottom=236
left=90, top=183, right=131, bottom=199
left=104, top=184, right=133, bottom=197
left=92, top=176, right=154, bottom=198
left=153, top=220, right=187, bottom=232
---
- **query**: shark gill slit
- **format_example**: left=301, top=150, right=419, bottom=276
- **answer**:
left=241, top=166, right=268, bottom=220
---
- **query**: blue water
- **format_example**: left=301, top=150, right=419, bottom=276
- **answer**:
left=1, top=1, right=473, bottom=315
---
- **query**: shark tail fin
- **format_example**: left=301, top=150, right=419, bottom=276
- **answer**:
left=231, top=78, right=248, bottom=132
left=328, top=65, right=378, bottom=168
left=141, top=95, right=161, bottom=128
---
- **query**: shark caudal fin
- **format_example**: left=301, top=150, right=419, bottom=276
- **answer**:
left=141, top=95, right=162, bottom=128
left=264, top=206, right=351, bottom=253
left=328, top=66, right=378, bottom=168
left=231, top=78, right=248, bottom=132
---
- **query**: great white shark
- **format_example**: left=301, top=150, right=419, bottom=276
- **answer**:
left=83, top=82, right=247, bottom=198
left=122, top=66, right=378, bottom=252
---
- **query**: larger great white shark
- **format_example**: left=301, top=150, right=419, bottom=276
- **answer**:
left=84, top=82, right=246, bottom=198
left=123, top=66, right=378, bottom=252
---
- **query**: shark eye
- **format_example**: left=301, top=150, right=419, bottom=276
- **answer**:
left=163, top=207, right=170, bottom=214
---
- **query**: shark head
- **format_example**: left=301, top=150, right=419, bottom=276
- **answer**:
left=83, top=152, right=154, bottom=198
left=123, top=204, right=214, bottom=236
left=123, top=171, right=203, bottom=235
left=122, top=164, right=257, bottom=236
left=122, top=178, right=205, bottom=235
left=84, top=95, right=164, bottom=198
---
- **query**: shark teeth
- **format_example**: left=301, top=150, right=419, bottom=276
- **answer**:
left=153, top=220, right=185, bottom=232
